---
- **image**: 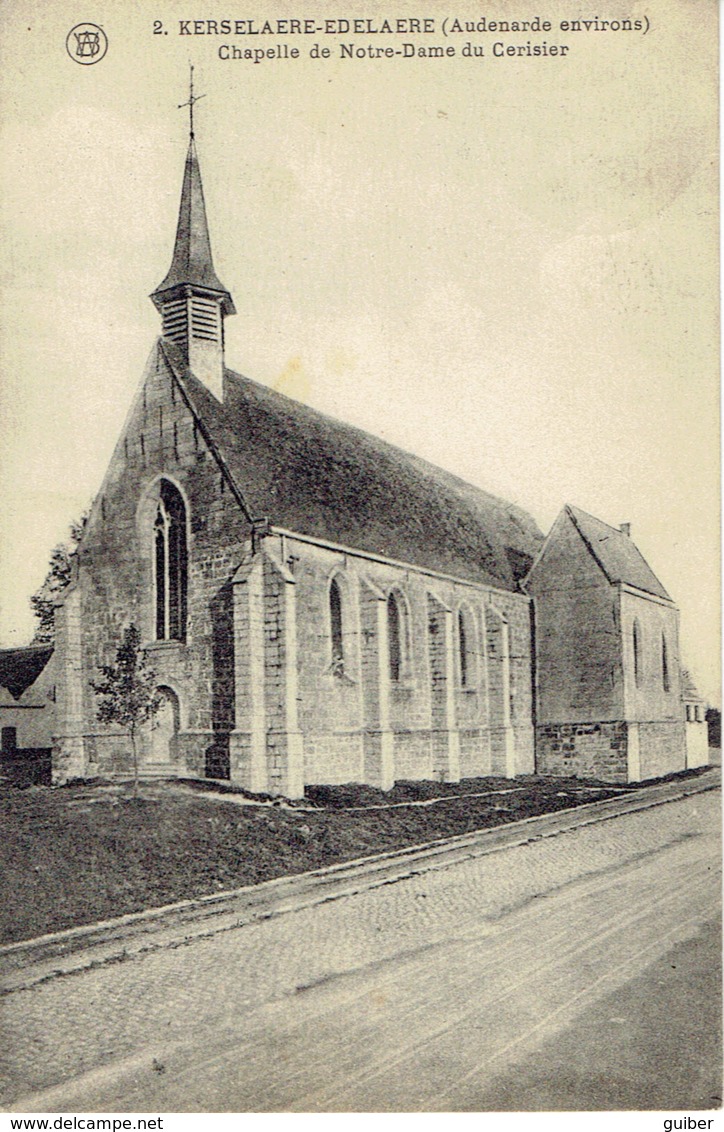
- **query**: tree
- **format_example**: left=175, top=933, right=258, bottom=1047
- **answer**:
left=91, top=625, right=162, bottom=796
left=31, top=515, right=88, bottom=644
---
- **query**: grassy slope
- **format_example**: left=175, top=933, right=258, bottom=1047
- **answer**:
left=0, top=773, right=695, bottom=945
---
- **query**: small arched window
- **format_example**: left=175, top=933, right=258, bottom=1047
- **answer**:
left=662, top=632, right=671, bottom=692
left=387, top=590, right=409, bottom=683
left=632, top=619, right=643, bottom=687
left=458, top=606, right=476, bottom=688
left=154, top=480, right=188, bottom=641
left=329, top=578, right=344, bottom=676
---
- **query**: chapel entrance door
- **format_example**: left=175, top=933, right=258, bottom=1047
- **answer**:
left=149, top=686, right=180, bottom=771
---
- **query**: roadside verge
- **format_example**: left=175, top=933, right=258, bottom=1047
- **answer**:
left=2, top=767, right=719, bottom=993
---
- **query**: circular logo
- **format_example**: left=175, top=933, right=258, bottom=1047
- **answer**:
left=66, top=23, right=108, bottom=65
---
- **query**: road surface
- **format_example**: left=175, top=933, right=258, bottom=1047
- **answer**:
left=3, top=786, right=720, bottom=1111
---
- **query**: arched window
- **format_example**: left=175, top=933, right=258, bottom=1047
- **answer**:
left=329, top=577, right=344, bottom=676
left=661, top=632, right=671, bottom=692
left=458, top=606, right=477, bottom=688
left=154, top=480, right=188, bottom=641
left=632, top=619, right=643, bottom=687
left=387, top=590, right=409, bottom=682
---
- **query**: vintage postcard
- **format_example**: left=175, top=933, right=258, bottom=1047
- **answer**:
left=0, top=0, right=719, bottom=1121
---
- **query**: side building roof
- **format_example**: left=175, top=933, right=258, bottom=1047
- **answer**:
left=160, top=342, right=544, bottom=592
left=566, top=505, right=671, bottom=601
left=0, top=646, right=54, bottom=701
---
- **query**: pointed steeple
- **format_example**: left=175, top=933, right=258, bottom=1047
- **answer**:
left=151, top=69, right=235, bottom=401
left=151, top=138, right=235, bottom=315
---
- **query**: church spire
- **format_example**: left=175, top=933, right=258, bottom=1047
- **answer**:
left=151, top=67, right=235, bottom=401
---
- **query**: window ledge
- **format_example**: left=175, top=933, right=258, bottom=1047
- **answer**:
left=143, top=639, right=187, bottom=652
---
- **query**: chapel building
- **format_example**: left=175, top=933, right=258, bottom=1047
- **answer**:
left=51, top=123, right=705, bottom=795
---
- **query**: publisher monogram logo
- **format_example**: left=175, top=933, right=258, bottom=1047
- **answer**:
left=66, top=23, right=108, bottom=65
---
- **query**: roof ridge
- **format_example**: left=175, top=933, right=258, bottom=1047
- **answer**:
left=565, top=503, right=671, bottom=601
left=159, top=342, right=254, bottom=522
left=566, top=503, right=626, bottom=538
left=565, top=504, right=614, bottom=584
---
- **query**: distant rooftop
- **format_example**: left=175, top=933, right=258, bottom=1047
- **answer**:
left=0, top=645, right=53, bottom=700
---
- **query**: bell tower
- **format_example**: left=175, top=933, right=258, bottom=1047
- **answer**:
left=151, top=68, right=235, bottom=401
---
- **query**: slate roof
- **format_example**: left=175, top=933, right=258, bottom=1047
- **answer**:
left=161, top=342, right=544, bottom=592
left=566, top=505, right=671, bottom=601
left=0, top=646, right=53, bottom=701
left=151, top=140, right=235, bottom=315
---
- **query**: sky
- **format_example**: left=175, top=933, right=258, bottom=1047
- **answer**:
left=0, top=0, right=719, bottom=703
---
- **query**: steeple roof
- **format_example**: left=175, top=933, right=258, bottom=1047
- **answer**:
left=151, top=138, right=235, bottom=315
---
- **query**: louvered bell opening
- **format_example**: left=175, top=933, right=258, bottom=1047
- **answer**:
left=162, top=298, right=189, bottom=345
left=190, top=297, right=221, bottom=342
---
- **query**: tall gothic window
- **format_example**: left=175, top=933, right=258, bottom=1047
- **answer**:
left=661, top=632, right=671, bottom=692
left=458, top=606, right=477, bottom=688
left=330, top=578, right=344, bottom=675
left=154, top=480, right=188, bottom=641
left=388, top=593, right=401, bottom=682
left=632, top=619, right=643, bottom=687
left=458, top=611, right=468, bottom=686
left=388, top=590, right=410, bottom=683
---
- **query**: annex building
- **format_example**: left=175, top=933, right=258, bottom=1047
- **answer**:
left=48, top=118, right=708, bottom=796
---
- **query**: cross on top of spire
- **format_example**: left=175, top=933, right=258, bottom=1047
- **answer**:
left=178, top=63, right=206, bottom=140
left=151, top=68, right=235, bottom=317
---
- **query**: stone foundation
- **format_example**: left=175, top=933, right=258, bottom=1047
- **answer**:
left=535, top=720, right=687, bottom=784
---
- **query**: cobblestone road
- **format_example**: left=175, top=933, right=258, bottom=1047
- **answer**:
left=2, top=788, right=720, bottom=1110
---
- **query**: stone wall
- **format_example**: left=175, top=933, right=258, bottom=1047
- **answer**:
left=54, top=344, right=251, bottom=782
left=303, top=732, right=364, bottom=785
left=638, top=720, right=686, bottom=780
left=536, top=718, right=688, bottom=784
left=685, top=720, right=709, bottom=770
left=620, top=589, right=682, bottom=721
left=526, top=510, right=624, bottom=724
left=526, top=509, right=688, bottom=784
left=273, top=531, right=533, bottom=789
left=54, top=343, right=536, bottom=794
left=536, top=721, right=629, bottom=783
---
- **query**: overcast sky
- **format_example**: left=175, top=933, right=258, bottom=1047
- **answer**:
left=0, top=0, right=719, bottom=703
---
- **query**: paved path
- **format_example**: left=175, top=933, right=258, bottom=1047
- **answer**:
left=3, top=787, right=720, bottom=1112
